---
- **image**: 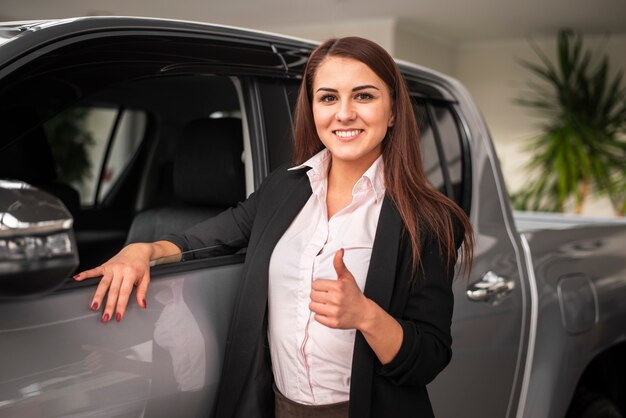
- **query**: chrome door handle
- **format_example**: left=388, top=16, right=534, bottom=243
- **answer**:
left=466, top=271, right=515, bottom=305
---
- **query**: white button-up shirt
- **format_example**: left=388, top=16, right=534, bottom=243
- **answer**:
left=268, top=149, right=385, bottom=405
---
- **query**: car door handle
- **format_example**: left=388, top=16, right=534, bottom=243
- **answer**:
left=466, top=271, right=515, bottom=305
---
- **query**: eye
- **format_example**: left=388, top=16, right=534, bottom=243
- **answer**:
left=355, top=92, right=375, bottom=101
left=319, top=94, right=337, bottom=103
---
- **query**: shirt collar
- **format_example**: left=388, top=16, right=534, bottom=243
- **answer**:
left=289, top=149, right=385, bottom=203
left=289, top=148, right=331, bottom=180
left=356, top=155, right=386, bottom=203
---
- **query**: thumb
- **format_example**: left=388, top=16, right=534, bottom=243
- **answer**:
left=333, top=248, right=350, bottom=279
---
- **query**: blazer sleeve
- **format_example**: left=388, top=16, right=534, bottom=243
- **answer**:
left=161, top=166, right=286, bottom=258
left=377, top=222, right=463, bottom=387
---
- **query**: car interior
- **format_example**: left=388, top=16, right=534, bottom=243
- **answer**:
left=0, top=62, right=249, bottom=274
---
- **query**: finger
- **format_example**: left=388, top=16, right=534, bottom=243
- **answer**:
left=311, top=279, right=336, bottom=291
left=115, top=275, right=135, bottom=321
left=333, top=248, right=349, bottom=278
left=309, top=300, right=331, bottom=315
left=102, top=270, right=123, bottom=323
left=135, top=271, right=150, bottom=309
left=310, top=289, right=330, bottom=303
left=90, top=271, right=113, bottom=311
left=74, top=266, right=104, bottom=281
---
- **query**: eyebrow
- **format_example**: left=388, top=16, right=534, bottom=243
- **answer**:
left=315, top=84, right=381, bottom=93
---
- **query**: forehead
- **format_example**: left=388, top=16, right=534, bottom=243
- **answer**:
left=313, top=56, right=386, bottom=88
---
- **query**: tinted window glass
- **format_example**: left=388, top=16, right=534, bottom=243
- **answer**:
left=412, top=99, right=445, bottom=192
left=258, top=79, right=295, bottom=170
left=431, top=104, right=463, bottom=203
left=98, top=109, right=147, bottom=202
left=0, top=35, right=278, bottom=150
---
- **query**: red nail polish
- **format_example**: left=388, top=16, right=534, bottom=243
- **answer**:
left=115, top=313, right=121, bottom=322
left=101, top=313, right=110, bottom=323
left=142, top=299, right=147, bottom=309
left=90, top=301, right=99, bottom=311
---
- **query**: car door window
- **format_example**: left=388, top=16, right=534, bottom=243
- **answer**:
left=413, top=99, right=446, bottom=192
left=431, top=104, right=465, bottom=205
left=45, top=107, right=147, bottom=207
left=257, top=78, right=299, bottom=171
left=411, top=97, right=469, bottom=211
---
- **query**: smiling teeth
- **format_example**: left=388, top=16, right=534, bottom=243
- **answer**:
left=335, top=130, right=361, bottom=138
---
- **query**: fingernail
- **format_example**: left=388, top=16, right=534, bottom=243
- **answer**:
left=142, top=299, right=147, bottom=309
left=115, top=313, right=122, bottom=322
left=73, top=274, right=80, bottom=280
left=90, top=301, right=99, bottom=311
left=101, top=313, right=110, bottom=323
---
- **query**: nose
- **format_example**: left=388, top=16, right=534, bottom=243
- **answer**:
left=335, top=101, right=356, bottom=122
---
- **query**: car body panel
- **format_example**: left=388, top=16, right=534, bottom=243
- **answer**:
left=520, top=225, right=626, bottom=418
left=0, top=260, right=244, bottom=416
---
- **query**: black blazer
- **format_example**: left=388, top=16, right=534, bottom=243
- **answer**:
left=166, top=166, right=458, bottom=418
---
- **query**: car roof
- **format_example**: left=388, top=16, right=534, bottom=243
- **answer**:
left=0, top=16, right=318, bottom=50
left=0, top=16, right=459, bottom=95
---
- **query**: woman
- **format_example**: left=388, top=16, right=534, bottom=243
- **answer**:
left=75, top=36, right=473, bottom=418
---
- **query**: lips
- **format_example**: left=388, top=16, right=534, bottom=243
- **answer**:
left=334, top=129, right=363, bottom=139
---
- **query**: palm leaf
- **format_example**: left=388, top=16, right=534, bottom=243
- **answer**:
left=514, top=28, right=626, bottom=214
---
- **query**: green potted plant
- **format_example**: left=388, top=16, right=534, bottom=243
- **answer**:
left=44, top=107, right=94, bottom=188
left=512, top=29, right=626, bottom=215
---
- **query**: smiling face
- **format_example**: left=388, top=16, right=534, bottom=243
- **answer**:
left=312, top=56, right=395, bottom=171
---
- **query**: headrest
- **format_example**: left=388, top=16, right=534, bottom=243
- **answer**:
left=173, top=117, right=245, bottom=207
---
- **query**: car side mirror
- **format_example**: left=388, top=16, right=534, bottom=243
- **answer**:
left=0, top=179, right=78, bottom=298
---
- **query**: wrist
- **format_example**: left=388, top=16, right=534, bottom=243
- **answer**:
left=358, top=297, right=380, bottom=334
left=151, top=240, right=182, bottom=262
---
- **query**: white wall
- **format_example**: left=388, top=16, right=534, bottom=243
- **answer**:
left=394, top=21, right=456, bottom=75
left=265, top=19, right=457, bottom=76
left=263, top=18, right=396, bottom=52
left=455, top=34, right=626, bottom=216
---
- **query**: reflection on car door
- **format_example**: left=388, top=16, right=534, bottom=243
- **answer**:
left=0, top=261, right=244, bottom=417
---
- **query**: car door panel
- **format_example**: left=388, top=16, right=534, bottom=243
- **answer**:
left=0, top=261, right=244, bottom=417
left=426, top=103, right=529, bottom=417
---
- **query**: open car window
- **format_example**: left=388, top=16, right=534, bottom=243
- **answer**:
left=44, top=106, right=147, bottom=207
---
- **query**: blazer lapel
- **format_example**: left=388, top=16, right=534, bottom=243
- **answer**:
left=362, top=196, right=403, bottom=310
left=349, top=196, right=403, bottom=418
left=246, top=173, right=313, bottom=283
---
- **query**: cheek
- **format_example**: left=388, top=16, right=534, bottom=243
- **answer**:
left=363, top=108, right=391, bottom=131
left=313, top=107, right=333, bottom=129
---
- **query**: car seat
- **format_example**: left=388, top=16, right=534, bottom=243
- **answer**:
left=125, top=117, right=245, bottom=244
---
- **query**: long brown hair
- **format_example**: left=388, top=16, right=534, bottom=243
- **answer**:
left=293, top=37, right=473, bottom=277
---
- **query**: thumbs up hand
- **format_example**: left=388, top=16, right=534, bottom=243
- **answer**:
left=310, top=248, right=372, bottom=330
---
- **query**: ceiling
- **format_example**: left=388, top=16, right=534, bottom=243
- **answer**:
left=2, top=0, right=626, bottom=43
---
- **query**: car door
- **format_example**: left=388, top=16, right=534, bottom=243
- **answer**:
left=406, top=86, right=531, bottom=417
left=0, top=18, right=288, bottom=417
